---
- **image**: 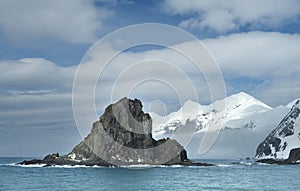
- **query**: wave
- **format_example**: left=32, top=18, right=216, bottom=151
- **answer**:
left=255, top=162, right=271, bottom=166
left=15, top=164, right=48, bottom=168
left=120, top=164, right=185, bottom=169
left=216, top=164, right=232, bottom=167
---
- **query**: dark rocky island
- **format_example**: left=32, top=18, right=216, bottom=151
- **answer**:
left=18, top=98, right=213, bottom=167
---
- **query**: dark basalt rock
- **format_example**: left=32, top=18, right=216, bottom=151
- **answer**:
left=287, top=147, right=300, bottom=163
left=18, top=98, right=213, bottom=167
left=256, top=147, right=300, bottom=165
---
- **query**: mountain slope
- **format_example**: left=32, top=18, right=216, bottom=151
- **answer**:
left=152, top=92, right=272, bottom=138
left=287, top=98, right=300, bottom=108
left=187, top=106, right=289, bottom=159
left=150, top=92, right=297, bottom=159
left=256, top=100, right=300, bottom=159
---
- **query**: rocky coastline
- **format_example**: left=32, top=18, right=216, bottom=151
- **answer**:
left=256, top=147, right=300, bottom=165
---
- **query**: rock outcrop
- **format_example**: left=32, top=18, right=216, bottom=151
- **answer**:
left=256, top=147, right=300, bottom=165
left=18, top=98, right=213, bottom=167
left=255, top=100, right=300, bottom=159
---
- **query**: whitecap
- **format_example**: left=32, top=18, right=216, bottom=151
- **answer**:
left=217, top=164, right=232, bottom=167
left=16, top=164, right=47, bottom=168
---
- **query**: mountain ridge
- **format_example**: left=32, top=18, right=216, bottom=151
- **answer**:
left=152, top=92, right=272, bottom=137
left=150, top=92, right=297, bottom=159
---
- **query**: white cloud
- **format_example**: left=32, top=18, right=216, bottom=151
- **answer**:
left=204, top=32, right=300, bottom=78
left=204, top=31, right=300, bottom=106
left=95, top=0, right=134, bottom=6
left=161, top=0, right=300, bottom=32
left=0, top=58, right=75, bottom=91
left=0, top=0, right=113, bottom=44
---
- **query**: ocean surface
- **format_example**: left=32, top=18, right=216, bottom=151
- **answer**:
left=1, top=158, right=300, bottom=191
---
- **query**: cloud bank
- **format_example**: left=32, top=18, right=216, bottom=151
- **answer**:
left=0, top=0, right=113, bottom=44
left=161, top=0, right=300, bottom=32
left=204, top=31, right=300, bottom=105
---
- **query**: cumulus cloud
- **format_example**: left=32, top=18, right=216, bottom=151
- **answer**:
left=204, top=32, right=300, bottom=106
left=0, top=58, right=75, bottom=91
left=0, top=0, right=113, bottom=44
left=161, top=0, right=300, bottom=32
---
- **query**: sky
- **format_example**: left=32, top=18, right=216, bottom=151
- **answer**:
left=0, top=0, right=300, bottom=157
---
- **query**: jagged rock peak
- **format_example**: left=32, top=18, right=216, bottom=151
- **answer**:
left=72, top=97, right=188, bottom=165
left=100, top=97, right=152, bottom=135
left=293, top=100, right=299, bottom=108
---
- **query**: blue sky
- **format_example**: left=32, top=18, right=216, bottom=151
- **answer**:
left=0, top=0, right=300, bottom=157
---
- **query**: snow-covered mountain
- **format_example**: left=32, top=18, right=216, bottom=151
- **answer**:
left=152, top=92, right=272, bottom=138
left=150, top=92, right=293, bottom=159
left=286, top=98, right=300, bottom=108
left=255, top=100, right=300, bottom=159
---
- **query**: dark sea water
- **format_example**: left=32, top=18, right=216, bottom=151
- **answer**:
left=1, top=158, right=300, bottom=191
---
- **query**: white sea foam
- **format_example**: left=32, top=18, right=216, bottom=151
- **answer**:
left=120, top=164, right=185, bottom=169
left=12, top=164, right=106, bottom=168
left=240, top=162, right=253, bottom=165
left=256, top=162, right=271, bottom=166
left=120, top=164, right=153, bottom=169
left=217, top=164, right=231, bottom=167
left=0, top=163, right=17, bottom=166
left=16, top=164, right=47, bottom=168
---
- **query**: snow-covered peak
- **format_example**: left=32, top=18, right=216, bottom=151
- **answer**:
left=287, top=99, right=300, bottom=108
left=228, top=91, right=254, bottom=100
left=151, top=92, right=273, bottom=137
left=180, top=99, right=204, bottom=115
left=182, top=99, right=201, bottom=109
left=210, top=92, right=272, bottom=121
left=222, top=92, right=272, bottom=110
left=295, top=100, right=300, bottom=109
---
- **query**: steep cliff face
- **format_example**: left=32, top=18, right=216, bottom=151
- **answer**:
left=19, top=98, right=210, bottom=166
left=67, top=97, right=188, bottom=166
left=256, top=100, right=300, bottom=159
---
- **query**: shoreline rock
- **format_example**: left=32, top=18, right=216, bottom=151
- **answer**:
left=256, top=147, right=300, bottom=165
